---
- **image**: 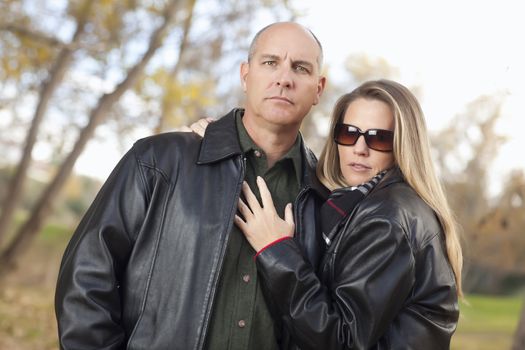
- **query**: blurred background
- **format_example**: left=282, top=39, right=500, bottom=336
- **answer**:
left=0, top=0, right=524, bottom=349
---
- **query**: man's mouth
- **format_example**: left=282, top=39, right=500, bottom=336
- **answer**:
left=268, top=96, right=293, bottom=104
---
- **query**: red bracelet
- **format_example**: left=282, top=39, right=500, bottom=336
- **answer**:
left=254, top=236, right=292, bottom=259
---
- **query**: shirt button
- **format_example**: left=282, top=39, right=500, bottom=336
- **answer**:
left=238, top=319, right=246, bottom=328
left=242, top=274, right=250, bottom=283
left=254, top=150, right=262, bottom=158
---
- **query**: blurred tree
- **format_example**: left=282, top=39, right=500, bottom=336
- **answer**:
left=0, top=0, right=93, bottom=247
left=0, top=0, right=297, bottom=276
left=0, top=0, right=181, bottom=274
left=152, top=0, right=198, bottom=133
left=514, top=298, right=525, bottom=350
left=475, top=171, right=525, bottom=273
left=344, top=53, right=400, bottom=83
left=431, top=95, right=525, bottom=293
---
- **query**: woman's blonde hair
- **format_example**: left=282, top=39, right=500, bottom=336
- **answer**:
left=317, top=79, right=463, bottom=296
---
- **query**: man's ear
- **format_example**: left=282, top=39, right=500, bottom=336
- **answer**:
left=240, top=62, right=249, bottom=92
left=313, top=76, right=327, bottom=105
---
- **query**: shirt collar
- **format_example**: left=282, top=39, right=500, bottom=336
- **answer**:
left=235, top=110, right=303, bottom=185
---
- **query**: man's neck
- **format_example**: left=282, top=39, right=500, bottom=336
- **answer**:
left=242, top=114, right=300, bottom=168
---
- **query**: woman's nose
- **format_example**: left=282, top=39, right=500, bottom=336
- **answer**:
left=353, top=135, right=369, bottom=155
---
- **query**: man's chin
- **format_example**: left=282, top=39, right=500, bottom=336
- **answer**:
left=265, top=107, right=304, bottom=123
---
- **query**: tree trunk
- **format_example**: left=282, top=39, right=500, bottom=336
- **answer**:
left=154, top=0, right=197, bottom=134
left=0, top=0, right=93, bottom=246
left=513, top=297, right=525, bottom=350
left=0, top=0, right=181, bottom=276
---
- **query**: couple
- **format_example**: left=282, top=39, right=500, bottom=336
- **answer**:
left=55, top=22, right=462, bottom=349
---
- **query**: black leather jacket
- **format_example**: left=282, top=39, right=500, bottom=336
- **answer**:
left=255, top=168, right=459, bottom=350
left=54, top=109, right=328, bottom=350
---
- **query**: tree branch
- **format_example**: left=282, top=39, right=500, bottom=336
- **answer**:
left=0, top=23, right=67, bottom=49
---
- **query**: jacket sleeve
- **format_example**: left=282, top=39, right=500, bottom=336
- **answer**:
left=255, top=216, right=414, bottom=350
left=55, top=145, right=148, bottom=350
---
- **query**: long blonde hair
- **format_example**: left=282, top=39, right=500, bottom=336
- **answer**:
left=317, top=79, right=463, bottom=296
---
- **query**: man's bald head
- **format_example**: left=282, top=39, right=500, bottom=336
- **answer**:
left=247, top=22, right=324, bottom=70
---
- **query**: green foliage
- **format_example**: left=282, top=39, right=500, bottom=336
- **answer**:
left=0, top=28, right=55, bottom=82
left=65, top=197, right=86, bottom=216
left=134, top=66, right=217, bottom=130
left=67, top=0, right=141, bottom=50
left=0, top=166, right=100, bottom=236
left=39, top=222, right=73, bottom=243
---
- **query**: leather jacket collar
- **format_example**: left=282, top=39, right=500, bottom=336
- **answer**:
left=374, top=166, right=404, bottom=191
left=198, top=108, right=328, bottom=198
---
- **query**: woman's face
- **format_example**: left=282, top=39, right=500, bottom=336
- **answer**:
left=337, top=97, right=396, bottom=186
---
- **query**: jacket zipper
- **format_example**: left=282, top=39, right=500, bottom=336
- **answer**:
left=197, top=155, right=246, bottom=349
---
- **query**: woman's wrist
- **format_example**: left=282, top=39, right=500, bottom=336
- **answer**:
left=254, top=236, right=292, bottom=259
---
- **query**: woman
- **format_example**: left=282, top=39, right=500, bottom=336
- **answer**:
left=234, top=79, right=462, bottom=349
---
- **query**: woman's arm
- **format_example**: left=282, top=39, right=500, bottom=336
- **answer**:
left=236, top=178, right=415, bottom=349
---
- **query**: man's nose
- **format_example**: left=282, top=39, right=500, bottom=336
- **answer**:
left=275, top=67, right=293, bottom=88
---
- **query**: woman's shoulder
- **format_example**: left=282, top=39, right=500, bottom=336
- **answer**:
left=358, top=180, right=442, bottom=250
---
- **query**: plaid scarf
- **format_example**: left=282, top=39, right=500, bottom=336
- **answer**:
left=321, top=170, right=388, bottom=246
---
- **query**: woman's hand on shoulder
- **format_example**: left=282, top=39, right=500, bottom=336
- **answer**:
left=179, top=117, right=214, bottom=137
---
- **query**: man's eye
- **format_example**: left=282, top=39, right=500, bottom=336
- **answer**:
left=263, top=61, right=276, bottom=66
left=294, top=65, right=309, bottom=73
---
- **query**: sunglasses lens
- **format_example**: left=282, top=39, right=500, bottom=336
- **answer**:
left=366, top=130, right=394, bottom=151
left=335, top=124, right=394, bottom=151
left=334, top=124, right=359, bottom=145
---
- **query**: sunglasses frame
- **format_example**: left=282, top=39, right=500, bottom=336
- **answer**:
left=334, top=123, right=394, bottom=152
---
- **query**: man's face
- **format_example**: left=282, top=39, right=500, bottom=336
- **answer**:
left=241, top=23, right=326, bottom=130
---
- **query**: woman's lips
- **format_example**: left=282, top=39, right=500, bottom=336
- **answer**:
left=350, top=162, right=371, bottom=171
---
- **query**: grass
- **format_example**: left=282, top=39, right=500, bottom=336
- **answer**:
left=0, top=221, right=72, bottom=350
left=0, top=285, right=58, bottom=350
left=452, top=293, right=523, bottom=350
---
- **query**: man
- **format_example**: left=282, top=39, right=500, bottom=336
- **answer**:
left=55, top=22, right=327, bottom=349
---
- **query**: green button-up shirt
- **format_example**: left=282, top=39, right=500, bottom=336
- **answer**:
left=204, top=110, right=303, bottom=350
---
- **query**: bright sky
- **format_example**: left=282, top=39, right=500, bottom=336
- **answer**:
left=74, top=0, right=524, bottom=196
left=296, top=0, right=525, bottom=195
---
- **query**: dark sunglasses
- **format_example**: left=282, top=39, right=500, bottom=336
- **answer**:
left=334, top=123, right=394, bottom=152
